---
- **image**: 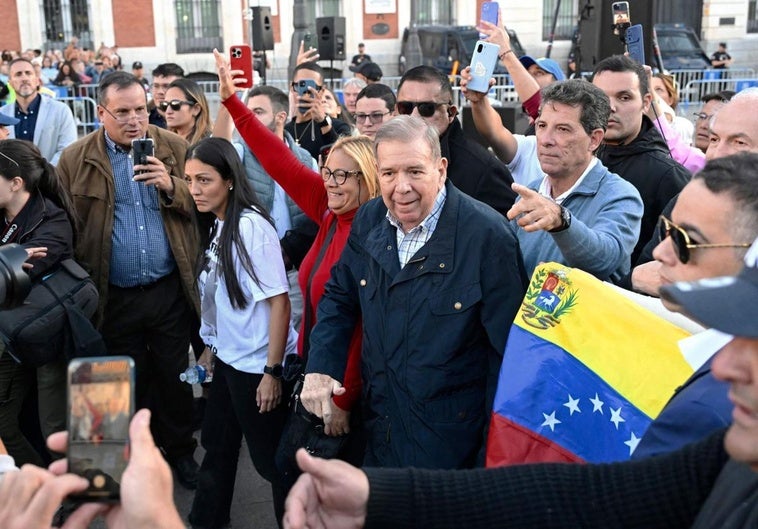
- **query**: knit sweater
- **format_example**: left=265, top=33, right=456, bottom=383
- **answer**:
left=223, top=95, right=361, bottom=411
left=364, top=430, right=742, bottom=529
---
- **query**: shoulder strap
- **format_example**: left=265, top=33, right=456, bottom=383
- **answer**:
left=301, top=217, right=338, bottom=362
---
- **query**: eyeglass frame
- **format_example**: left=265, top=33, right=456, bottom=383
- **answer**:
left=320, top=166, right=362, bottom=185
left=353, top=111, right=391, bottom=124
left=100, top=105, right=150, bottom=124
left=658, top=215, right=752, bottom=264
left=158, top=99, right=197, bottom=112
left=396, top=100, right=451, bottom=118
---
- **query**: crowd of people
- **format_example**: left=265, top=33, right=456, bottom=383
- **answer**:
left=0, top=8, right=757, bottom=528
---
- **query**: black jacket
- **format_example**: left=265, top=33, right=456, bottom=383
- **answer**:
left=1, top=192, right=74, bottom=282
left=441, top=118, right=517, bottom=217
left=597, top=115, right=690, bottom=264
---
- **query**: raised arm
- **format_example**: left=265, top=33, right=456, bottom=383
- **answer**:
left=213, top=49, right=328, bottom=220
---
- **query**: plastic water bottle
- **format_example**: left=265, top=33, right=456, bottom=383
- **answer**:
left=179, top=365, right=209, bottom=384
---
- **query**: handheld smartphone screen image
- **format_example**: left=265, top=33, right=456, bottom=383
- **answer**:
left=612, top=1, right=631, bottom=35
left=67, top=356, right=135, bottom=502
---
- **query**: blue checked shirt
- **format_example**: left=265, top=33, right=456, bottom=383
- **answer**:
left=105, top=132, right=176, bottom=287
left=386, top=186, right=447, bottom=268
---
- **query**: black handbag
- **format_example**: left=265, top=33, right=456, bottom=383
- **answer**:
left=275, top=219, right=347, bottom=490
left=0, top=258, right=104, bottom=366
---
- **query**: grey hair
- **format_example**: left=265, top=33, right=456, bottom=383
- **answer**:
left=729, top=86, right=758, bottom=104
left=539, top=79, right=611, bottom=135
left=343, top=77, right=367, bottom=91
left=373, top=115, right=441, bottom=161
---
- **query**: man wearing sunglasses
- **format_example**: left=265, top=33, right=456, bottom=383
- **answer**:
left=629, top=152, right=758, bottom=460
left=395, top=66, right=517, bottom=216
left=284, top=62, right=351, bottom=161
left=353, top=83, right=395, bottom=139
left=148, top=63, right=184, bottom=129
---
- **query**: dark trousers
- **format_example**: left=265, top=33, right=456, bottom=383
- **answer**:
left=102, top=272, right=195, bottom=461
left=189, top=359, right=289, bottom=529
left=0, top=354, right=41, bottom=466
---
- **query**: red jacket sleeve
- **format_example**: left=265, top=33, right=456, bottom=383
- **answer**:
left=222, top=95, right=328, bottom=221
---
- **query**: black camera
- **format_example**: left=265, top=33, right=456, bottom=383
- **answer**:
left=0, top=244, right=31, bottom=309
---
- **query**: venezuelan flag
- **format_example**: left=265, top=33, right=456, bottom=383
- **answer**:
left=486, top=263, right=694, bottom=466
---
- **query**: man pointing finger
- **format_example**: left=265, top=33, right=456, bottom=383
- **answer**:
left=507, top=79, right=643, bottom=283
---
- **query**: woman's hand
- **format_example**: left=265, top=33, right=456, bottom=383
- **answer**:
left=197, top=347, right=214, bottom=378
left=213, top=49, right=248, bottom=102
left=21, top=247, right=47, bottom=270
left=324, top=406, right=350, bottom=437
left=257, top=374, right=282, bottom=413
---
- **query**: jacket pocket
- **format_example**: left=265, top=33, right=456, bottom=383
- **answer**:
left=428, top=282, right=482, bottom=315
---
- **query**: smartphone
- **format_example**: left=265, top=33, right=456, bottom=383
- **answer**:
left=480, top=1, right=499, bottom=38
left=626, top=24, right=645, bottom=65
left=230, top=44, right=254, bottom=89
left=131, top=138, right=154, bottom=175
left=612, top=1, right=631, bottom=35
left=67, top=357, right=135, bottom=502
left=294, top=79, right=318, bottom=114
left=303, top=33, right=313, bottom=49
left=467, top=41, right=500, bottom=94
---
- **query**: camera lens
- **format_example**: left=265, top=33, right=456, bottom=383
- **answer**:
left=0, top=244, right=32, bottom=309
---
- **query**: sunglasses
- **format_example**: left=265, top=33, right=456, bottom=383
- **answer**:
left=658, top=215, right=752, bottom=264
left=320, top=166, right=362, bottom=185
left=159, top=99, right=196, bottom=112
left=353, top=111, right=390, bottom=125
left=396, top=101, right=450, bottom=118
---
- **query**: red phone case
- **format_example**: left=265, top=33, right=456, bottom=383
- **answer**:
left=230, top=45, right=254, bottom=89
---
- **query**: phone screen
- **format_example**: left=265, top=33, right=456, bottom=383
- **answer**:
left=68, top=357, right=134, bottom=501
left=612, top=2, right=631, bottom=29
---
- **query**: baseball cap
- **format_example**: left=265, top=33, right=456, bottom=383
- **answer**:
left=132, top=61, right=143, bottom=70
left=660, top=237, right=758, bottom=338
left=519, top=56, right=566, bottom=81
left=0, top=114, right=20, bottom=127
left=356, top=62, right=383, bottom=82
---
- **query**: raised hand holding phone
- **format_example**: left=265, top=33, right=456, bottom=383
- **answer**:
left=625, top=24, right=645, bottom=64
left=230, top=44, right=254, bottom=89
left=480, top=1, right=499, bottom=39
left=467, top=41, right=500, bottom=93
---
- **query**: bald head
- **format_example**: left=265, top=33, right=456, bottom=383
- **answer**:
left=706, top=88, right=758, bottom=160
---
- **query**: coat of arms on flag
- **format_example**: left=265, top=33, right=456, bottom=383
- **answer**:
left=486, top=263, right=694, bottom=466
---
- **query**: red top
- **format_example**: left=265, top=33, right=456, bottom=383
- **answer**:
left=223, top=95, right=362, bottom=411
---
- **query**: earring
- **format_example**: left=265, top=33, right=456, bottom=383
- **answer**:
left=229, top=185, right=233, bottom=191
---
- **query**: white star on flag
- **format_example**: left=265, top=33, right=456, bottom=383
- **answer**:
left=563, top=394, right=581, bottom=415
left=625, top=432, right=641, bottom=455
left=541, top=411, right=561, bottom=432
left=610, top=407, right=626, bottom=429
left=590, top=393, right=604, bottom=414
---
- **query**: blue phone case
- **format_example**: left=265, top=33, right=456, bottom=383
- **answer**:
left=467, top=41, right=500, bottom=94
left=480, top=1, right=499, bottom=38
left=626, top=24, right=645, bottom=65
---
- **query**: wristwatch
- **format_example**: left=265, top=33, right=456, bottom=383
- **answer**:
left=264, top=363, right=283, bottom=379
left=550, top=205, right=572, bottom=233
left=317, top=115, right=332, bottom=128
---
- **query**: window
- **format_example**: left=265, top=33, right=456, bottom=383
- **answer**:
left=749, top=0, right=758, bottom=33
left=305, top=0, right=341, bottom=26
left=414, top=0, right=455, bottom=25
left=175, top=0, right=223, bottom=54
left=41, top=0, right=93, bottom=49
left=542, top=0, right=577, bottom=41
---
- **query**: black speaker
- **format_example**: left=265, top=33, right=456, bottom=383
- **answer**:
left=251, top=6, right=274, bottom=51
left=576, top=0, right=656, bottom=73
left=316, top=17, right=346, bottom=61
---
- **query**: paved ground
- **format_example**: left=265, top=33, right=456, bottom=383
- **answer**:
left=172, top=431, right=278, bottom=529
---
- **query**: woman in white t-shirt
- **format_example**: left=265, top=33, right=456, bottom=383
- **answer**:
left=184, top=137, right=298, bottom=528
